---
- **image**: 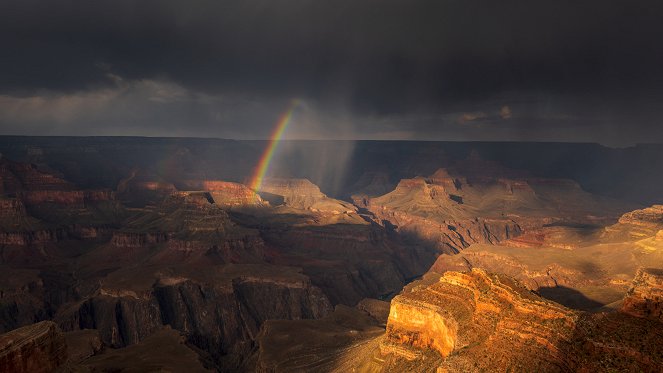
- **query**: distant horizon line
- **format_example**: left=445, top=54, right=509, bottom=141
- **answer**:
left=0, top=134, right=658, bottom=148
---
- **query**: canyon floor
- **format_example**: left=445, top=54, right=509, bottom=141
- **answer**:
left=0, top=138, right=662, bottom=372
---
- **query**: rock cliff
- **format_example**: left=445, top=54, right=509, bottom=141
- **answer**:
left=181, top=180, right=264, bottom=206
left=382, top=269, right=578, bottom=371
left=0, top=321, right=67, bottom=373
left=364, top=165, right=632, bottom=254
left=55, top=266, right=332, bottom=370
left=622, top=267, right=663, bottom=322
left=259, top=178, right=356, bottom=214
left=258, top=268, right=663, bottom=372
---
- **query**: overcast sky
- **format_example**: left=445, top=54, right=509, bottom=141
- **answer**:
left=1, top=0, right=662, bottom=145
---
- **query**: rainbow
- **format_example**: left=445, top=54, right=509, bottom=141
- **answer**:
left=249, top=99, right=300, bottom=192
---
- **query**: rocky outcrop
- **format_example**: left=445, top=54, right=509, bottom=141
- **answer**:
left=0, top=321, right=67, bottom=373
left=179, top=180, right=264, bottom=206
left=363, top=164, right=632, bottom=254
left=382, top=269, right=578, bottom=371
left=208, top=182, right=263, bottom=206
left=622, top=268, right=663, bottom=322
left=259, top=178, right=356, bottom=214
left=366, top=177, right=524, bottom=253
left=57, top=271, right=332, bottom=370
left=259, top=178, right=326, bottom=208
left=251, top=267, right=663, bottom=373
left=618, top=205, right=663, bottom=227
left=372, top=206, right=521, bottom=254
left=608, top=205, right=663, bottom=240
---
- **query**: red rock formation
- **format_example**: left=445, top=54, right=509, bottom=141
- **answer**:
left=252, top=267, right=663, bottom=372
left=200, top=181, right=263, bottom=206
left=364, top=163, right=632, bottom=254
left=618, top=205, right=663, bottom=227
left=621, top=268, right=663, bottom=322
left=382, top=269, right=578, bottom=371
left=260, top=178, right=356, bottom=214
left=602, top=204, right=663, bottom=245
left=259, top=178, right=326, bottom=209
left=54, top=266, right=332, bottom=370
left=427, top=168, right=462, bottom=191
left=0, top=321, right=68, bottom=373
left=0, top=157, right=115, bottom=209
left=368, top=177, right=521, bottom=253
left=374, top=269, right=663, bottom=372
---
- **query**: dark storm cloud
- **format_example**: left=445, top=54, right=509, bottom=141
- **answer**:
left=0, top=0, right=662, bottom=143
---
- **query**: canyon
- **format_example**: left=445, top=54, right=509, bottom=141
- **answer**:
left=0, top=138, right=661, bottom=372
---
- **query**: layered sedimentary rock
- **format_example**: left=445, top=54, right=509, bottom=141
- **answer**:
left=618, top=205, right=663, bottom=227
left=0, top=158, right=115, bottom=207
left=261, top=223, right=436, bottom=305
left=382, top=269, right=578, bottom=371
left=364, top=162, right=632, bottom=254
left=605, top=205, right=663, bottom=241
left=0, top=158, right=73, bottom=193
left=367, top=176, right=522, bottom=253
left=263, top=268, right=663, bottom=372
left=622, top=268, right=663, bottom=321
left=56, top=266, right=332, bottom=370
left=0, top=157, right=124, bottom=248
left=179, top=180, right=264, bottom=206
left=0, top=321, right=67, bottom=373
left=424, top=205, right=663, bottom=312
left=259, top=178, right=356, bottom=214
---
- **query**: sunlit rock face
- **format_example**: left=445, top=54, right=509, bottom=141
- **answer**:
left=0, top=137, right=660, bottom=372
left=259, top=178, right=356, bottom=214
left=382, top=269, right=578, bottom=371
left=367, top=177, right=522, bottom=254
left=0, top=321, right=67, bottom=373
left=177, top=180, right=264, bottom=206
left=259, top=178, right=327, bottom=209
left=622, top=268, right=663, bottom=322
left=618, top=205, right=663, bottom=226
left=250, top=268, right=663, bottom=373
left=362, top=159, right=633, bottom=255
left=608, top=205, right=663, bottom=240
